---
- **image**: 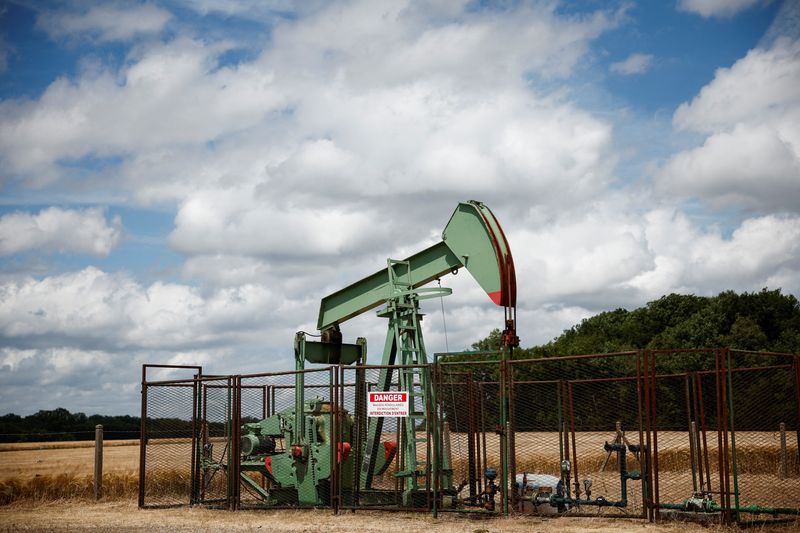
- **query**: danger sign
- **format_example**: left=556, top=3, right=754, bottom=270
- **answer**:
left=367, top=391, right=409, bottom=417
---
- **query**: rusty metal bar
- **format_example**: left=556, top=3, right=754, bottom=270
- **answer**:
left=138, top=365, right=147, bottom=508
left=635, top=350, right=648, bottom=520
left=650, top=350, right=660, bottom=521
left=567, top=381, right=580, bottom=500
left=696, top=372, right=712, bottom=496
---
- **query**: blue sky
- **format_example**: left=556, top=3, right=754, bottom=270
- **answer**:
left=1, top=0, right=799, bottom=415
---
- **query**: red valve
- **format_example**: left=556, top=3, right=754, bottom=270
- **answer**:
left=383, top=441, right=397, bottom=462
left=337, top=442, right=351, bottom=463
left=291, top=445, right=304, bottom=460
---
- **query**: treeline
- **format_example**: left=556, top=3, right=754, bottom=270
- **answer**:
left=0, top=408, right=142, bottom=443
left=471, top=288, right=800, bottom=357
left=0, top=407, right=262, bottom=443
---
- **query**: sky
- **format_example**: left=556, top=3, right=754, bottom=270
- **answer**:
left=1, top=0, right=799, bottom=416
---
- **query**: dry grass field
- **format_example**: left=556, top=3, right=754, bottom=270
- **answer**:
left=1, top=433, right=798, bottom=531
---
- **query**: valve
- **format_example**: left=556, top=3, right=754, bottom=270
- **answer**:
left=583, top=479, right=592, bottom=500
left=483, top=467, right=498, bottom=511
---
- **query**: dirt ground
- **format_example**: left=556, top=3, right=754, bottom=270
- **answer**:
left=3, top=500, right=796, bottom=533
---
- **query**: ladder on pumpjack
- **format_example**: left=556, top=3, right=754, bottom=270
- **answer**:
left=384, top=259, right=433, bottom=490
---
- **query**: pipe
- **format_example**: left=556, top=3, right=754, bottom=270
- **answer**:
left=656, top=502, right=800, bottom=517
left=294, top=332, right=306, bottom=448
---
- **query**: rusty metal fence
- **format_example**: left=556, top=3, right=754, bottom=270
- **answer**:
left=139, top=349, right=800, bottom=524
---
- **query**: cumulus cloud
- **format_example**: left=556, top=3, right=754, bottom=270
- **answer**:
left=0, top=346, right=221, bottom=415
left=656, top=123, right=800, bottom=210
left=610, top=53, right=654, bottom=75
left=0, top=207, right=122, bottom=256
left=0, top=267, right=297, bottom=352
left=677, top=0, right=760, bottom=18
left=657, top=38, right=800, bottom=211
left=0, top=37, right=285, bottom=185
left=629, top=210, right=800, bottom=296
left=0, top=1, right=623, bottom=195
left=37, top=3, right=171, bottom=42
left=508, top=204, right=800, bottom=317
left=672, top=40, right=800, bottom=134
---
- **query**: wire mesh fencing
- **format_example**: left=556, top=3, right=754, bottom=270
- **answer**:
left=139, top=365, right=202, bottom=508
left=138, top=349, right=800, bottom=523
left=508, top=353, right=647, bottom=518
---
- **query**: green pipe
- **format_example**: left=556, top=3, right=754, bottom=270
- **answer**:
left=545, top=496, right=629, bottom=508
left=619, top=445, right=627, bottom=502
left=726, top=350, right=740, bottom=521
left=656, top=502, right=800, bottom=516
left=293, top=332, right=307, bottom=449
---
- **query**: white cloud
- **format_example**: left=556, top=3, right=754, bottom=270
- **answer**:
left=178, top=0, right=299, bottom=18
left=656, top=123, right=800, bottom=210
left=673, top=40, right=800, bottom=134
left=506, top=203, right=800, bottom=321
left=0, top=346, right=221, bottom=415
left=0, top=207, right=122, bottom=256
left=658, top=38, right=800, bottom=211
left=37, top=3, right=172, bottom=42
left=678, top=0, right=760, bottom=18
left=0, top=37, right=286, bottom=185
left=629, top=210, right=800, bottom=296
left=610, top=53, right=654, bottom=75
left=0, top=1, right=620, bottom=196
left=0, top=267, right=291, bottom=352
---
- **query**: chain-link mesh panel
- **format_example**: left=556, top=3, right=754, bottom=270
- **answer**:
left=510, top=354, right=645, bottom=518
left=197, top=378, right=235, bottom=508
left=141, top=382, right=196, bottom=507
left=569, top=377, right=645, bottom=517
left=435, top=358, right=506, bottom=514
left=728, top=357, right=800, bottom=517
left=437, top=372, right=480, bottom=502
left=337, top=365, right=435, bottom=510
left=648, top=350, right=720, bottom=517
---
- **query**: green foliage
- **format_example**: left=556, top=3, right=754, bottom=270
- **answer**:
left=467, top=288, right=799, bottom=358
left=470, top=328, right=502, bottom=351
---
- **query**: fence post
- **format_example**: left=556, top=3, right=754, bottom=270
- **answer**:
left=779, top=422, right=787, bottom=479
left=94, top=424, right=103, bottom=499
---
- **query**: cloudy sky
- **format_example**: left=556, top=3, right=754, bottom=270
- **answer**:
left=1, top=0, right=798, bottom=416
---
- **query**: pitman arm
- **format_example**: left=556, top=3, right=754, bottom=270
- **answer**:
left=316, top=200, right=516, bottom=333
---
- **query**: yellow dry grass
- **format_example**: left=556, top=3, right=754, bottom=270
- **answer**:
left=1, top=431, right=797, bottom=509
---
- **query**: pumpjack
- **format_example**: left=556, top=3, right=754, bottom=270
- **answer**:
left=209, top=201, right=518, bottom=508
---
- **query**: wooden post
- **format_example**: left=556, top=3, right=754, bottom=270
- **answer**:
left=94, top=424, right=103, bottom=499
left=779, top=422, right=787, bottom=479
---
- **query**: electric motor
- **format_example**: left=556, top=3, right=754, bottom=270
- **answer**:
left=240, top=434, right=276, bottom=456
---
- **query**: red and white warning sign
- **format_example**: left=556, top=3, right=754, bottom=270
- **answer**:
left=367, top=391, right=409, bottom=417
